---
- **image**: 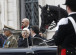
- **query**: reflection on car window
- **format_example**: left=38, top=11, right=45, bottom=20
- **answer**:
left=0, top=28, right=55, bottom=48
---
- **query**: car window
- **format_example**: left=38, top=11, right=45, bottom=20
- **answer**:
left=0, top=30, right=55, bottom=48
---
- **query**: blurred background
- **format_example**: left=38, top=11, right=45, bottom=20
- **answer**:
left=0, top=0, right=66, bottom=39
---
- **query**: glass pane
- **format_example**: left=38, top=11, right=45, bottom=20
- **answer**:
left=0, top=29, right=55, bottom=48
left=25, top=0, right=39, bottom=26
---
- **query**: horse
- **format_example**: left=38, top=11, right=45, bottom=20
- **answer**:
left=39, top=5, right=68, bottom=33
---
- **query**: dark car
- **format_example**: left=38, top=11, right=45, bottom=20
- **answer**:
left=0, top=46, right=57, bottom=55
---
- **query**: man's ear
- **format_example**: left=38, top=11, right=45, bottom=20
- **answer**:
left=32, top=30, right=34, bottom=33
left=68, top=6, right=70, bottom=10
left=67, top=6, right=72, bottom=13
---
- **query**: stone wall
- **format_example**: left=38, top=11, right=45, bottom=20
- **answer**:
left=0, top=0, right=20, bottom=30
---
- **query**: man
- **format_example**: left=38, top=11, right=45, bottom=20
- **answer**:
left=30, top=26, right=42, bottom=38
left=53, top=0, right=76, bottom=55
left=18, top=28, right=30, bottom=47
left=20, top=18, right=30, bottom=38
left=3, top=28, right=18, bottom=48
left=21, top=18, right=30, bottom=29
left=30, top=26, right=46, bottom=46
left=18, top=26, right=44, bottom=47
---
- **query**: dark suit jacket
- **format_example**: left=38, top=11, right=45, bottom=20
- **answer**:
left=34, top=34, right=42, bottom=38
left=0, top=34, right=7, bottom=47
left=53, top=14, right=76, bottom=48
left=18, top=37, right=32, bottom=48
left=18, top=38, right=27, bottom=47
left=34, top=34, right=46, bottom=40
left=18, top=34, right=44, bottom=48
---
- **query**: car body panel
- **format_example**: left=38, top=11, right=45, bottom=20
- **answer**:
left=0, top=46, right=57, bottom=55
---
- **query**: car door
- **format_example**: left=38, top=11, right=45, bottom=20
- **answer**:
left=0, top=48, right=34, bottom=55
left=31, top=46, right=57, bottom=55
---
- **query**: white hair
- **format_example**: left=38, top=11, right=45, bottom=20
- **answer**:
left=23, top=18, right=29, bottom=23
left=22, top=28, right=30, bottom=34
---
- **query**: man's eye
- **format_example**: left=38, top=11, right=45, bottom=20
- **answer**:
left=22, top=22, right=24, bottom=23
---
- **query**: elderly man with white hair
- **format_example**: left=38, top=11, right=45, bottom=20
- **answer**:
left=18, top=28, right=31, bottom=47
left=22, top=28, right=30, bottom=39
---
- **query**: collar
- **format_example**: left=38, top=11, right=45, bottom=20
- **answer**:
left=68, top=12, right=76, bottom=15
left=7, top=35, right=13, bottom=40
left=3, top=33, right=4, bottom=35
left=26, top=25, right=29, bottom=29
left=3, top=33, right=6, bottom=36
left=23, top=25, right=29, bottom=29
left=3, top=33, right=7, bottom=37
left=33, top=34, right=36, bottom=37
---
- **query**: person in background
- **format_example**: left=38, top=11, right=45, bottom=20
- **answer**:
left=3, top=28, right=18, bottom=48
left=30, top=26, right=46, bottom=46
left=21, top=18, right=30, bottom=29
left=18, top=28, right=30, bottom=47
left=30, top=26, right=42, bottom=38
left=0, top=28, right=7, bottom=47
left=20, top=18, right=30, bottom=38
left=30, top=26, right=46, bottom=40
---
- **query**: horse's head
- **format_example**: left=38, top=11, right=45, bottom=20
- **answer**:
left=39, top=5, right=68, bottom=33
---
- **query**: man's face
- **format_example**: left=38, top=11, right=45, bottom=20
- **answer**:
left=22, top=31, right=27, bottom=37
left=22, top=20, right=28, bottom=28
left=22, top=30, right=29, bottom=38
left=4, top=31, right=10, bottom=37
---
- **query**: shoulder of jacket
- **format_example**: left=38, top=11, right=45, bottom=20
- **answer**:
left=56, top=18, right=69, bottom=30
left=12, top=37, right=16, bottom=40
left=10, top=35, right=16, bottom=40
left=58, top=18, right=69, bottom=26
